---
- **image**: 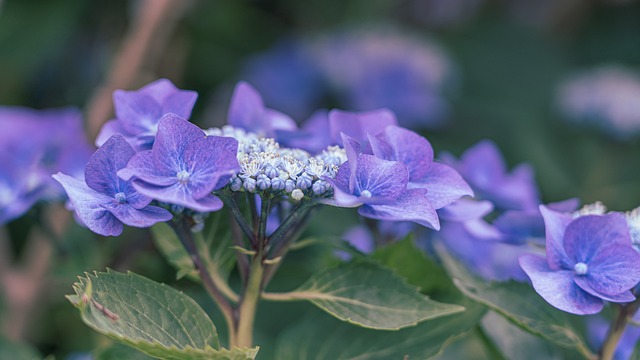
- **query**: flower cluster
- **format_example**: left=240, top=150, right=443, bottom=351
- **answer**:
left=0, top=106, right=93, bottom=224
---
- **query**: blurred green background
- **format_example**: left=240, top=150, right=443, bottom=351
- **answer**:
left=1, top=0, right=640, bottom=358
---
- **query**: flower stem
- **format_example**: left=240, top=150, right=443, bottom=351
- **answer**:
left=599, top=300, right=640, bottom=360
left=235, top=251, right=264, bottom=347
left=169, top=217, right=237, bottom=346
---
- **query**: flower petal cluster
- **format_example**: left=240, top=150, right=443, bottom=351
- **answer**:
left=519, top=206, right=640, bottom=314
left=53, top=135, right=172, bottom=236
left=324, top=132, right=456, bottom=230
left=96, top=79, right=197, bottom=150
left=118, top=114, right=240, bottom=212
left=0, top=106, right=93, bottom=224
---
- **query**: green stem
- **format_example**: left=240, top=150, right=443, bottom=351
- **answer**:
left=257, top=194, right=271, bottom=246
left=599, top=300, right=640, bottom=360
left=169, top=217, right=237, bottom=346
left=216, top=190, right=256, bottom=246
left=235, top=252, right=264, bottom=348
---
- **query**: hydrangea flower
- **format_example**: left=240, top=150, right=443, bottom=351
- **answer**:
left=368, top=125, right=472, bottom=209
left=519, top=206, right=640, bottom=315
left=118, top=114, right=240, bottom=212
left=328, top=109, right=397, bottom=149
left=96, top=79, right=198, bottom=150
left=53, top=135, right=172, bottom=236
left=323, top=133, right=440, bottom=229
left=0, top=106, right=93, bottom=224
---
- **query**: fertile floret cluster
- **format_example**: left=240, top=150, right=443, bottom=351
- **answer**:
left=206, top=125, right=345, bottom=200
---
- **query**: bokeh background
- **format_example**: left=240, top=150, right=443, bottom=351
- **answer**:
left=1, top=0, right=640, bottom=358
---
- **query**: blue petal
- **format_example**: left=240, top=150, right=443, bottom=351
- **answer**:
left=131, top=181, right=223, bottom=212
left=113, top=91, right=162, bottom=134
left=52, top=173, right=123, bottom=236
left=577, top=244, right=640, bottom=296
left=369, top=125, right=433, bottom=182
left=573, top=276, right=636, bottom=303
left=103, top=202, right=172, bottom=227
left=359, top=189, right=439, bottom=230
left=162, top=91, right=198, bottom=120
left=354, top=154, right=408, bottom=199
left=117, top=150, right=177, bottom=186
left=184, top=136, right=240, bottom=198
left=412, top=162, right=473, bottom=209
left=563, top=213, right=633, bottom=264
left=519, top=254, right=603, bottom=315
left=228, top=82, right=269, bottom=135
left=539, top=205, right=573, bottom=270
left=152, top=113, right=205, bottom=173
left=84, top=134, right=137, bottom=197
left=438, top=198, right=493, bottom=222
left=329, top=109, right=397, bottom=147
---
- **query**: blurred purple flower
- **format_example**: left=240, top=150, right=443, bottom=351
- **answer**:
left=587, top=315, right=640, bottom=360
left=0, top=106, right=93, bottom=224
left=53, top=135, right=172, bottom=236
left=557, top=65, right=640, bottom=141
left=519, top=207, right=640, bottom=315
left=323, top=133, right=440, bottom=229
left=227, top=81, right=297, bottom=139
left=369, top=125, right=472, bottom=209
left=328, top=109, right=397, bottom=149
left=118, top=114, right=240, bottom=212
left=96, top=79, right=198, bottom=150
left=441, top=140, right=539, bottom=211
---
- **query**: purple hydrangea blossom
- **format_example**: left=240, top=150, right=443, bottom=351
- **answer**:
left=323, top=133, right=440, bottom=229
left=368, top=125, right=472, bottom=210
left=53, top=135, right=172, bottom=236
left=96, top=79, right=198, bottom=151
left=441, top=140, right=539, bottom=211
left=587, top=316, right=640, bottom=360
left=118, top=114, right=240, bottom=212
left=0, top=106, right=93, bottom=224
left=328, top=109, right=397, bottom=149
left=519, top=206, right=640, bottom=315
left=228, top=81, right=297, bottom=139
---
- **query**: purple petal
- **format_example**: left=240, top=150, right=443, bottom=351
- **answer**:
left=103, top=202, right=172, bottom=228
left=563, top=213, right=633, bottom=264
left=459, top=140, right=506, bottom=187
left=573, top=277, right=636, bottom=303
left=95, top=120, right=126, bottom=147
left=354, top=154, right=408, bottom=200
left=412, top=162, right=473, bottom=209
left=340, top=133, right=362, bottom=193
left=84, top=134, right=136, bottom=196
left=131, top=181, right=223, bottom=212
left=578, top=244, right=640, bottom=296
left=228, top=82, right=266, bottom=132
left=540, top=205, right=573, bottom=270
left=139, top=78, right=181, bottom=102
left=519, top=254, right=603, bottom=315
left=320, top=176, right=363, bottom=208
left=162, top=91, right=198, bottom=119
left=438, top=198, right=493, bottom=222
left=113, top=91, right=161, bottom=134
left=369, top=126, right=433, bottom=181
left=264, top=108, right=297, bottom=132
left=183, top=136, right=240, bottom=198
left=329, top=109, right=397, bottom=146
left=52, top=173, right=123, bottom=236
left=359, top=189, right=440, bottom=230
left=117, top=150, right=176, bottom=186
left=152, top=113, right=205, bottom=172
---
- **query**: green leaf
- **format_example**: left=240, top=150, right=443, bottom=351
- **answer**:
left=151, top=222, right=198, bottom=280
left=263, top=261, right=464, bottom=330
left=67, top=269, right=258, bottom=360
left=436, top=244, right=595, bottom=359
left=274, top=304, right=485, bottom=359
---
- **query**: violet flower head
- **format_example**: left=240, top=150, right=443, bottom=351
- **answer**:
left=369, top=125, right=472, bottom=210
left=228, top=81, right=297, bottom=139
left=323, top=133, right=440, bottom=230
left=118, top=114, right=240, bottom=212
left=519, top=206, right=640, bottom=315
left=441, top=140, right=539, bottom=211
left=53, top=135, right=172, bottom=236
left=96, top=79, right=198, bottom=151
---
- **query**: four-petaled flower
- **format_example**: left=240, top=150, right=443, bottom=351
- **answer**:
left=519, top=206, right=640, bottom=315
left=96, top=79, right=198, bottom=151
left=118, top=113, right=240, bottom=212
left=323, top=133, right=442, bottom=229
left=53, top=134, right=172, bottom=236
